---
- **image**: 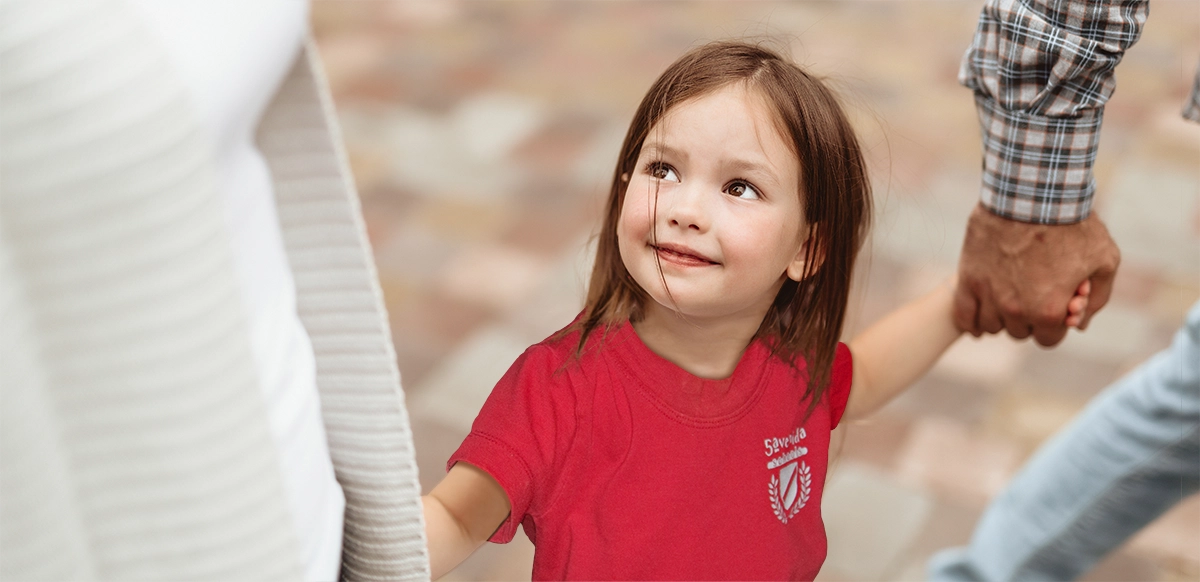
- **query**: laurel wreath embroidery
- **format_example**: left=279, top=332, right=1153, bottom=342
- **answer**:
left=769, top=462, right=811, bottom=524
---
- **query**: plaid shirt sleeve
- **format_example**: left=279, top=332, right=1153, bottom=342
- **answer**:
left=961, top=0, right=1148, bottom=224
left=1184, top=61, right=1200, bottom=123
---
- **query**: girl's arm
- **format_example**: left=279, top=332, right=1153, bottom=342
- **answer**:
left=422, top=462, right=511, bottom=579
left=844, top=277, right=1090, bottom=422
left=843, top=278, right=960, bottom=422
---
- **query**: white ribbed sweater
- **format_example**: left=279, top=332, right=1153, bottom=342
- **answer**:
left=0, top=1, right=429, bottom=580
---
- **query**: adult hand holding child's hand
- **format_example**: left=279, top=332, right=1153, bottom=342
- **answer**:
left=953, top=203, right=1120, bottom=346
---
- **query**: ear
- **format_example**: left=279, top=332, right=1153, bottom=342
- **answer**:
left=785, top=224, right=826, bottom=282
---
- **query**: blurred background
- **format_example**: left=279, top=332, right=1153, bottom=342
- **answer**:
left=310, top=2, right=1199, bottom=580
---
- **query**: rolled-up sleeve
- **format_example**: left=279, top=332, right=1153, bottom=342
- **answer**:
left=1183, top=61, right=1200, bottom=123
left=961, top=0, right=1148, bottom=224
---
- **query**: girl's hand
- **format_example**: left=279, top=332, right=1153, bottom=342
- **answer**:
left=1065, top=280, right=1091, bottom=328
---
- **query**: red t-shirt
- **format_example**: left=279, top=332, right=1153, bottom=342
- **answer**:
left=448, top=321, right=853, bottom=581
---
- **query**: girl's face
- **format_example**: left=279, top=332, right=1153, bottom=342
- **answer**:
left=618, top=83, right=809, bottom=323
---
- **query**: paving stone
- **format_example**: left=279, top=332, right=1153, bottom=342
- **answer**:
left=436, top=245, right=552, bottom=314
left=1128, top=494, right=1200, bottom=570
left=378, top=0, right=463, bottom=27
left=359, top=105, right=528, bottom=202
left=373, top=221, right=461, bottom=286
left=1078, top=551, right=1162, bottom=582
left=835, top=413, right=912, bottom=473
left=502, top=234, right=594, bottom=342
left=1156, top=564, right=1200, bottom=580
left=1146, top=104, right=1200, bottom=159
left=500, top=177, right=596, bottom=255
left=411, top=416, right=470, bottom=494
left=411, top=198, right=516, bottom=243
left=983, top=388, right=1089, bottom=456
left=310, top=3, right=1200, bottom=577
left=892, top=559, right=931, bottom=582
left=313, top=33, right=387, bottom=94
left=1013, top=347, right=1124, bottom=401
left=1107, top=164, right=1199, bottom=280
left=510, top=112, right=603, bottom=178
left=1149, top=279, right=1200, bottom=329
left=359, top=185, right=420, bottom=246
left=843, top=254, right=909, bottom=337
left=822, top=462, right=934, bottom=581
left=884, top=375, right=995, bottom=426
left=1110, top=263, right=1165, bottom=306
left=388, top=290, right=492, bottom=391
left=896, top=417, right=1022, bottom=505
left=451, top=92, right=547, bottom=164
left=869, top=169, right=977, bottom=266
left=570, top=123, right=627, bottom=191
left=1058, top=302, right=1156, bottom=362
left=897, top=498, right=985, bottom=578
left=407, top=325, right=539, bottom=433
left=929, top=333, right=1026, bottom=389
left=442, top=526, right=535, bottom=582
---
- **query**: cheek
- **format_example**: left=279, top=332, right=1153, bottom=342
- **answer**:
left=723, top=217, right=804, bottom=276
left=617, top=185, right=653, bottom=242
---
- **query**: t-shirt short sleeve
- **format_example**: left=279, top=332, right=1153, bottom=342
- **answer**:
left=447, top=345, right=574, bottom=544
left=827, top=342, right=854, bottom=429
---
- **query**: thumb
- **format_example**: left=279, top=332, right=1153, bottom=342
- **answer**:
left=1078, top=269, right=1116, bottom=331
left=953, top=280, right=982, bottom=336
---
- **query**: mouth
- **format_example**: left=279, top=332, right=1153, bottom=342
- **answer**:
left=652, top=242, right=719, bottom=267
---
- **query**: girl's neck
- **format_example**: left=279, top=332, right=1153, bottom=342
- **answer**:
left=631, top=303, right=767, bottom=380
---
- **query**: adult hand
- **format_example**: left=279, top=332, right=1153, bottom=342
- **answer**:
left=954, top=203, right=1120, bottom=346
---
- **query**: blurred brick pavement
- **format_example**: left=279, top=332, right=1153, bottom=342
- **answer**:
left=312, top=2, right=1200, bottom=580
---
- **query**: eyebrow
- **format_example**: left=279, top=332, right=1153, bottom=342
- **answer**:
left=641, top=141, right=781, bottom=186
left=640, top=141, right=687, bottom=162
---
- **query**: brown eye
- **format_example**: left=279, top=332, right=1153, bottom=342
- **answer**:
left=726, top=180, right=760, bottom=200
left=648, top=162, right=679, bottom=182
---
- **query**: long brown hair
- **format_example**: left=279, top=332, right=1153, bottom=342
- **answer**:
left=568, top=40, right=871, bottom=407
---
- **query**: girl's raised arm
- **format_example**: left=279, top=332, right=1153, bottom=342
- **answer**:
left=843, top=277, right=1090, bottom=422
left=843, top=278, right=961, bottom=422
left=422, top=462, right=511, bottom=579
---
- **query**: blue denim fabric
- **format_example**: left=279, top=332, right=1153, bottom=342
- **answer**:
left=928, top=301, right=1200, bottom=581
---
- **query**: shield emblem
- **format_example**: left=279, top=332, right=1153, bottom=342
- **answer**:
left=769, top=461, right=810, bottom=524
left=778, top=462, right=799, bottom=510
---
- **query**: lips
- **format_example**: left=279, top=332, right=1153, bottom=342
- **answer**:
left=652, top=242, right=719, bottom=266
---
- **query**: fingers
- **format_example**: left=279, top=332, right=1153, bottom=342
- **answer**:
left=1065, top=296, right=1087, bottom=327
left=998, top=291, right=1033, bottom=339
left=1031, top=321, right=1069, bottom=347
left=952, top=279, right=983, bottom=336
left=1079, top=268, right=1116, bottom=331
left=976, top=286, right=1005, bottom=335
left=1003, top=320, right=1033, bottom=339
left=1065, top=280, right=1090, bottom=327
left=1078, top=219, right=1120, bottom=330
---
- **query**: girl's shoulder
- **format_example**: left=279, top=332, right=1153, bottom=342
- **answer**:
left=532, top=313, right=627, bottom=368
left=489, top=319, right=617, bottom=410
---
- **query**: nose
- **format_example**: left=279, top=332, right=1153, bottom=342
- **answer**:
left=663, top=182, right=709, bottom=232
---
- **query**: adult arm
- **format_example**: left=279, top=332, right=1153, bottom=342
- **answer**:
left=955, top=0, right=1145, bottom=345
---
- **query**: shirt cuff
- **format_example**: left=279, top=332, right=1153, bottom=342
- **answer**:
left=974, top=93, right=1102, bottom=225
left=1183, top=62, right=1200, bottom=124
left=448, top=432, right=534, bottom=544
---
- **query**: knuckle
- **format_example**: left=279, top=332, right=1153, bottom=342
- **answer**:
left=1007, top=325, right=1031, bottom=339
left=999, top=300, right=1023, bottom=320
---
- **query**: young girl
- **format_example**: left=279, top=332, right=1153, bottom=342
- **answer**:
left=420, top=41, right=1087, bottom=580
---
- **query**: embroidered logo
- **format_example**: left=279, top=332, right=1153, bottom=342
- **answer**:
left=764, top=427, right=810, bottom=524
left=768, top=461, right=810, bottom=523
